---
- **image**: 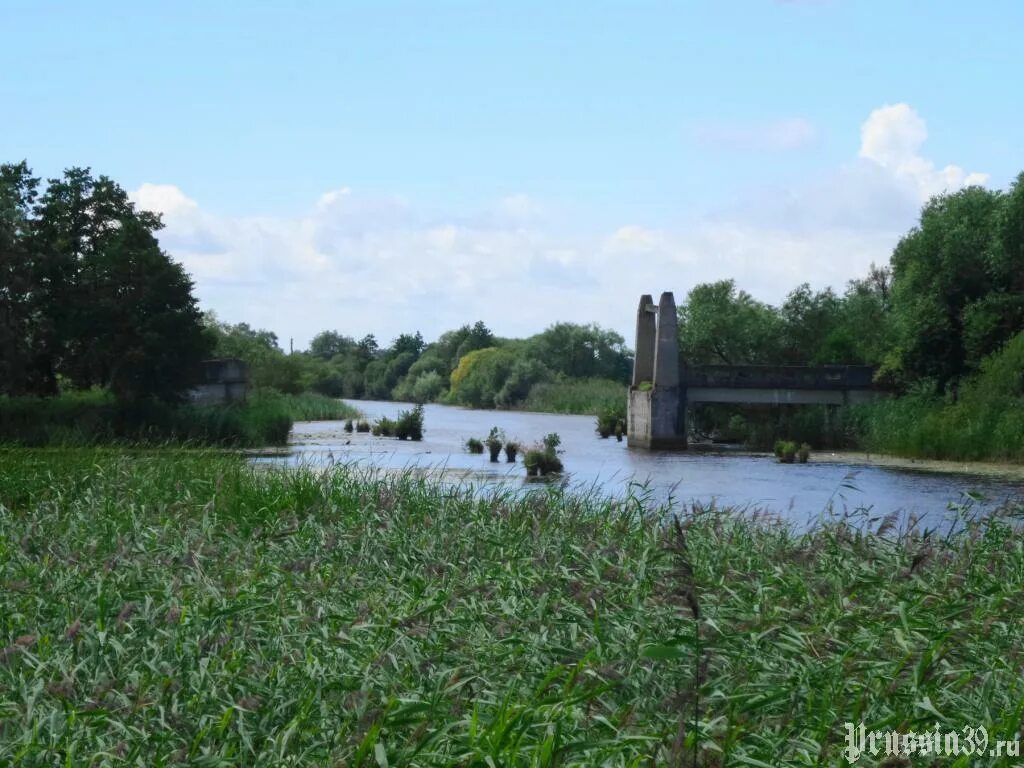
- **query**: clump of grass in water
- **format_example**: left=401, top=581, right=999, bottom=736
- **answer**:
left=2, top=448, right=1023, bottom=765
left=485, top=426, right=504, bottom=462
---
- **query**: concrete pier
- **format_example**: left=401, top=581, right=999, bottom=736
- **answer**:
left=627, top=292, right=686, bottom=449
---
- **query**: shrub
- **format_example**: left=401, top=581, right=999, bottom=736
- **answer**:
left=504, top=441, right=519, bottom=462
left=596, top=399, right=626, bottom=439
left=372, top=417, right=396, bottom=437
left=466, top=437, right=484, bottom=454
left=523, top=448, right=544, bottom=477
left=485, top=427, right=504, bottom=462
left=774, top=440, right=798, bottom=464
left=524, top=432, right=564, bottom=476
left=798, top=443, right=811, bottom=463
left=355, top=420, right=371, bottom=433
left=344, top=419, right=354, bottom=433
left=395, top=405, right=424, bottom=441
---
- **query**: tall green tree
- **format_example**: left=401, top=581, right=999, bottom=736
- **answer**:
left=886, top=186, right=1005, bottom=392
left=2, top=163, right=211, bottom=401
left=0, top=161, right=39, bottom=395
left=677, top=280, right=782, bottom=365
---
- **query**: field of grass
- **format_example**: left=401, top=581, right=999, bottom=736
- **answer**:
left=2, top=450, right=1023, bottom=765
left=0, top=389, right=358, bottom=448
left=521, top=378, right=626, bottom=416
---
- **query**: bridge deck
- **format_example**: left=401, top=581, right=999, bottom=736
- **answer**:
left=682, top=364, right=876, bottom=390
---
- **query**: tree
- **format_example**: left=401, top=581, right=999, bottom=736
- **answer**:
left=526, top=323, right=632, bottom=381
left=309, top=330, right=356, bottom=360
left=777, top=284, right=844, bottom=364
left=4, top=164, right=211, bottom=402
left=886, top=186, right=1004, bottom=391
left=677, top=280, right=783, bottom=365
left=0, top=162, right=39, bottom=395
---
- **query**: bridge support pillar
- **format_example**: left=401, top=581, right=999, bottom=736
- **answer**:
left=627, top=292, right=686, bottom=449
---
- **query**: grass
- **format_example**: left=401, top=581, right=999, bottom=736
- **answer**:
left=852, top=395, right=1024, bottom=462
left=0, top=389, right=358, bottom=448
left=272, top=391, right=360, bottom=422
left=521, top=378, right=626, bottom=416
left=2, top=449, right=1024, bottom=765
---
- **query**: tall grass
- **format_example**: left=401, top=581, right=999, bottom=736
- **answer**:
left=853, top=332, right=1024, bottom=461
left=2, top=449, right=1023, bottom=764
left=0, top=388, right=357, bottom=448
left=522, top=377, right=626, bottom=415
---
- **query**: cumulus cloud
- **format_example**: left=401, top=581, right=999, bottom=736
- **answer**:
left=858, top=103, right=989, bottom=201
left=131, top=183, right=198, bottom=217
left=691, top=117, right=817, bottom=151
left=136, top=104, right=989, bottom=348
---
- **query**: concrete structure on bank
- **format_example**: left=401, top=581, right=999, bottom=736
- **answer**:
left=190, top=358, right=250, bottom=405
left=626, top=292, right=881, bottom=449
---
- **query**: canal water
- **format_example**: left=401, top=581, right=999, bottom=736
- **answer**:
left=254, top=400, right=1024, bottom=528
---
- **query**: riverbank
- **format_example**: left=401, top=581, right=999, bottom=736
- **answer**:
left=2, top=449, right=1022, bottom=765
left=689, top=442, right=1024, bottom=481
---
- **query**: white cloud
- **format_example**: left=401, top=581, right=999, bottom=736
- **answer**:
left=137, top=104, right=990, bottom=349
left=691, top=117, right=817, bottom=151
left=131, top=183, right=198, bottom=218
left=858, top=103, right=989, bottom=201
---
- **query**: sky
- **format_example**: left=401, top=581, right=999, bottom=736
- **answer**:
left=3, top=1, right=1022, bottom=349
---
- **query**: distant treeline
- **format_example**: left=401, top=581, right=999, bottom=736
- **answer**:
left=206, top=316, right=633, bottom=414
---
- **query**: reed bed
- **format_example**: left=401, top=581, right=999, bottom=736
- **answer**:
left=1, top=449, right=1023, bottom=765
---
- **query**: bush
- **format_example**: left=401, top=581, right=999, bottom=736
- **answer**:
left=355, top=420, right=371, bottom=433
left=524, top=433, right=564, bottom=476
left=798, top=443, right=811, bottom=463
left=395, top=405, right=424, bottom=441
left=774, top=440, right=798, bottom=464
left=344, top=419, right=354, bottom=433
left=372, top=417, right=396, bottom=437
left=596, top=399, right=626, bottom=439
left=485, top=427, right=504, bottom=462
left=504, top=441, right=519, bottom=462
left=466, top=437, right=484, bottom=454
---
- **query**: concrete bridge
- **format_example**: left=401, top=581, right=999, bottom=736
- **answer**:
left=626, top=292, right=882, bottom=449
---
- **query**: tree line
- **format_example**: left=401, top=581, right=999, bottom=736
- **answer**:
left=206, top=316, right=633, bottom=411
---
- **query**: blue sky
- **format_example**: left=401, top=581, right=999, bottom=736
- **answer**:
left=3, top=1, right=1022, bottom=346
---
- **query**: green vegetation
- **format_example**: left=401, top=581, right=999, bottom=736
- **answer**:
left=212, top=317, right=630, bottom=417
left=0, top=389, right=355, bottom=447
left=852, top=331, right=1024, bottom=461
left=485, top=427, right=504, bottom=462
left=772, top=440, right=811, bottom=464
left=1, top=163, right=211, bottom=404
left=678, top=171, right=1024, bottom=460
left=524, top=433, right=564, bottom=477
left=465, top=437, right=484, bottom=454
left=370, top=406, right=425, bottom=441
left=3, top=450, right=1022, bottom=764
left=395, top=405, right=425, bottom=441
left=522, top=377, right=625, bottom=416
left=503, top=440, right=520, bottom=463
left=596, top=399, right=627, bottom=439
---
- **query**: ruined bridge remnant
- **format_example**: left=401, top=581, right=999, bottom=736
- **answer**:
left=628, top=292, right=686, bottom=449
left=626, top=291, right=881, bottom=449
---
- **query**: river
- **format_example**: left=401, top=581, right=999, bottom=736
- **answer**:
left=254, top=399, right=1024, bottom=528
